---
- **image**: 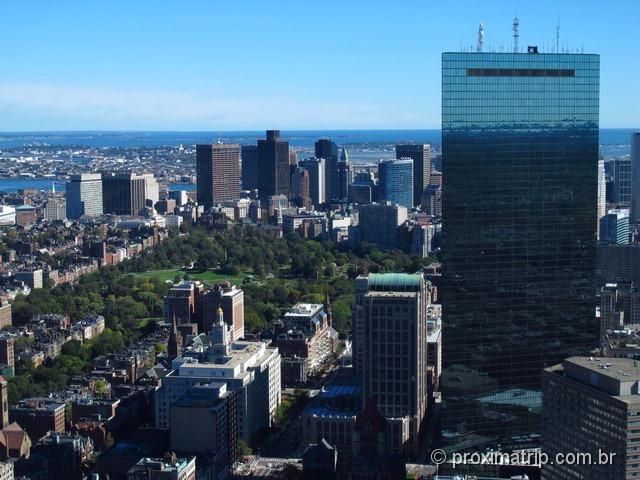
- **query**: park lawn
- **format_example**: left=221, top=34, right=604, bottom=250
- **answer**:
left=134, top=268, right=250, bottom=285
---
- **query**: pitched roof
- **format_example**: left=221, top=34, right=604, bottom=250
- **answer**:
left=0, top=422, right=30, bottom=452
left=354, top=398, right=388, bottom=433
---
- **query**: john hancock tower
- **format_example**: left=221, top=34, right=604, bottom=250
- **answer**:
left=441, top=49, right=599, bottom=450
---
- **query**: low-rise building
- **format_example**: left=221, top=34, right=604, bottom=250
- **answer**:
left=10, top=398, right=66, bottom=441
left=302, top=383, right=360, bottom=451
left=0, top=206, right=16, bottom=226
left=15, top=269, right=43, bottom=290
left=273, top=303, right=338, bottom=385
left=165, top=214, right=183, bottom=229
left=600, top=282, right=640, bottom=344
left=14, top=205, right=38, bottom=227
left=127, top=454, right=196, bottom=480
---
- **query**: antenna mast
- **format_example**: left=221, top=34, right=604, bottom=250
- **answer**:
left=512, top=17, right=520, bottom=53
left=477, top=22, right=485, bottom=52
left=556, top=24, right=560, bottom=53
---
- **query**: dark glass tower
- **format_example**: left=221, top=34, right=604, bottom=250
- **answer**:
left=315, top=139, right=339, bottom=202
left=441, top=51, right=599, bottom=450
left=257, top=130, right=290, bottom=200
left=102, top=173, right=146, bottom=216
left=396, top=144, right=431, bottom=207
left=241, top=145, right=258, bottom=190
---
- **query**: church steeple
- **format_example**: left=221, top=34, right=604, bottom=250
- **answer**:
left=324, top=291, right=332, bottom=327
left=168, top=313, right=182, bottom=362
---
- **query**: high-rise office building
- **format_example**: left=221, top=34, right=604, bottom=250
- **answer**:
left=441, top=51, right=599, bottom=448
left=598, top=159, right=606, bottom=239
left=45, top=197, right=66, bottom=221
left=102, top=173, right=147, bottom=216
left=291, top=167, right=312, bottom=210
left=65, top=173, right=103, bottom=219
left=377, top=159, right=414, bottom=208
left=396, top=144, right=431, bottom=207
left=141, top=173, right=159, bottom=206
left=196, top=143, right=240, bottom=209
left=257, top=130, right=290, bottom=200
left=632, top=133, right=640, bottom=222
left=355, top=273, right=431, bottom=456
left=612, top=156, right=632, bottom=206
left=164, top=280, right=205, bottom=326
left=600, top=208, right=630, bottom=245
left=201, top=282, right=245, bottom=341
left=299, top=158, right=326, bottom=206
left=349, top=181, right=373, bottom=205
left=241, top=145, right=259, bottom=190
left=542, top=357, right=638, bottom=480
left=315, top=139, right=339, bottom=202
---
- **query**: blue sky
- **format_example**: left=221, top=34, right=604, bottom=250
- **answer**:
left=0, top=0, right=638, bottom=130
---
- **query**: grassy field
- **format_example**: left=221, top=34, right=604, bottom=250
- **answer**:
left=133, top=268, right=250, bottom=285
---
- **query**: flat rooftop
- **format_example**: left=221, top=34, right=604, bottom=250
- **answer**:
left=547, top=356, right=640, bottom=400
left=177, top=339, right=275, bottom=379
left=565, top=356, right=640, bottom=383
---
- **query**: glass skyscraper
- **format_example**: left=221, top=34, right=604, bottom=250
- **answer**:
left=257, top=130, right=290, bottom=201
left=441, top=51, right=599, bottom=451
left=377, top=159, right=414, bottom=208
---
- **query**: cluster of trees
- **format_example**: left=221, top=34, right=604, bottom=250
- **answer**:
left=11, top=270, right=169, bottom=334
left=6, top=224, right=436, bottom=403
left=243, top=275, right=355, bottom=333
left=122, top=226, right=435, bottom=281
left=10, top=333, right=126, bottom=404
left=11, top=225, right=434, bottom=339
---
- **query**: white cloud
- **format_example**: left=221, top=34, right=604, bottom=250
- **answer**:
left=0, top=82, right=438, bottom=130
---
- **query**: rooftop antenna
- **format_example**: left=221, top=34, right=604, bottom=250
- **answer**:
left=477, top=22, right=485, bottom=52
left=512, top=17, right=520, bottom=53
left=556, top=23, right=560, bottom=53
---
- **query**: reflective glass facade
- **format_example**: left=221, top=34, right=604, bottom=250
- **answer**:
left=441, top=52, right=599, bottom=451
left=378, top=159, right=414, bottom=208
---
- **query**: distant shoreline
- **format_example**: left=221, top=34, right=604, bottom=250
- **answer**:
left=0, top=128, right=636, bottom=149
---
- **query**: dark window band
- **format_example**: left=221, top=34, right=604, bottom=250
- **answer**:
left=467, top=68, right=575, bottom=77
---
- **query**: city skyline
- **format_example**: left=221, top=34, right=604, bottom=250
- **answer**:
left=1, top=0, right=639, bottom=131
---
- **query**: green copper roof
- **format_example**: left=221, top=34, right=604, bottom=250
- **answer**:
left=368, top=273, right=422, bottom=291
